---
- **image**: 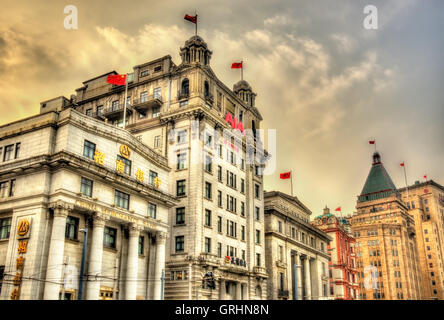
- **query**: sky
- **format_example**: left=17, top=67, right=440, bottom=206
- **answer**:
left=1, top=0, right=443, bottom=218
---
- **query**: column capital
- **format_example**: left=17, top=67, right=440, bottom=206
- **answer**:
left=128, top=223, right=142, bottom=236
left=49, top=201, right=73, bottom=218
left=156, top=231, right=168, bottom=244
left=92, top=213, right=107, bottom=228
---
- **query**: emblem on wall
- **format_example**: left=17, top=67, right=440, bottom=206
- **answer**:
left=119, top=144, right=131, bottom=159
left=16, top=218, right=31, bottom=239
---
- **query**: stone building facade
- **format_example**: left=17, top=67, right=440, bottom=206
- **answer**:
left=264, top=191, right=331, bottom=300
left=399, top=180, right=444, bottom=299
left=350, top=152, right=424, bottom=300
left=37, top=35, right=269, bottom=299
left=313, top=207, right=359, bottom=299
left=0, top=109, right=177, bottom=300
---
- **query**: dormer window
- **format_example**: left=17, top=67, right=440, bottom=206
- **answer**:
left=140, top=70, right=149, bottom=77
left=154, top=65, right=162, bottom=73
left=181, top=79, right=189, bottom=95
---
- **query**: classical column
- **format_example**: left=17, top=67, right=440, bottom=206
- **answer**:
left=86, top=214, right=106, bottom=300
left=304, top=257, right=312, bottom=300
left=43, top=203, right=70, bottom=300
left=219, top=279, right=226, bottom=300
left=125, top=224, right=140, bottom=300
left=153, top=232, right=167, bottom=300
left=295, top=254, right=303, bottom=300
left=236, top=282, right=242, bottom=300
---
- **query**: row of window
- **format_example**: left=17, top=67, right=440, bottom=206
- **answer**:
left=0, top=143, right=21, bottom=162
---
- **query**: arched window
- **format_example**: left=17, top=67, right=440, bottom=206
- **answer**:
left=181, top=78, right=189, bottom=95
left=252, top=120, right=256, bottom=139
left=204, top=81, right=209, bottom=97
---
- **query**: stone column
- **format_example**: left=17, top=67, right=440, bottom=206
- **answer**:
left=43, top=203, right=70, bottom=300
left=153, top=232, right=167, bottom=300
left=125, top=224, right=140, bottom=300
left=304, top=257, right=312, bottom=300
left=86, top=214, right=106, bottom=300
left=219, top=279, right=226, bottom=300
left=296, top=254, right=303, bottom=300
left=236, top=282, right=242, bottom=300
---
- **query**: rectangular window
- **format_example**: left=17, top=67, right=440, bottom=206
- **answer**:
left=117, top=155, right=132, bottom=175
left=256, top=253, right=261, bottom=267
left=255, top=184, right=260, bottom=199
left=175, top=236, right=185, bottom=252
left=205, top=209, right=212, bottom=227
left=177, top=130, right=187, bottom=144
left=8, top=179, right=15, bottom=197
left=148, top=203, right=157, bottom=219
left=140, top=70, right=149, bottom=77
left=80, top=177, right=93, bottom=197
left=0, top=181, right=8, bottom=198
left=218, top=190, right=222, bottom=207
left=0, top=217, right=12, bottom=240
left=65, top=216, right=79, bottom=241
left=104, top=227, right=117, bottom=248
left=278, top=221, right=282, bottom=233
left=176, top=207, right=185, bottom=225
left=114, top=190, right=130, bottom=210
left=241, top=179, right=245, bottom=193
left=218, top=144, right=223, bottom=157
left=217, top=166, right=222, bottom=181
left=152, top=106, right=161, bottom=118
left=3, top=145, right=13, bottom=162
left=154, top=135, right=161, bottom=148
left=14, top=143, right=21, bottom=159
left=177, top=180, right=186, bottom=196
left=153, top=87, right=161, bottom=99
left=241, top=225, right=245, bottom=241
left=255, top=207, right=260, bottom=220
left=241, top=159, right=245, bottom=170
left=217, top=243, right=222, bottom=258
left=140, top=91, right=148, bottom=103
left=205, top=134, right=212, bottom=148
left=256, top=230, right=261, bottom=244
left=86, top=108, right=92, bottom=116
left=138, top=236, right=144, bottom=255
left=97, top=105, right=103, bottom=116
left=241, top=202, right=245, bottom=217
left=205, top=182, right=212, bottom=199
left=111, top=100, right=119, bottom=110
left=83, top=140, right=96, bottom=159
left=205, top=237, right=211, bottom=253
left=177, top=152, right=187, bottom=170
left=205, top=155, right=212, bottom=172
left=148, top=170, right=158, bottom=186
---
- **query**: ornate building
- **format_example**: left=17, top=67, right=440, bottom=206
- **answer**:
left=0, top=109, right=177, bottom=300
left=36, top=35, right=268, bottom=299
left=264, top=191, right=331, bottom=300
left=350, top=152, right=423, bottom=300
left=398, top=180, right=444, bottom=299
left=313, top=207, right=359, bottom=299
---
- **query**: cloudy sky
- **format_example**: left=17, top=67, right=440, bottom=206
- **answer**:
left=1, top=0, right=443, bottom=218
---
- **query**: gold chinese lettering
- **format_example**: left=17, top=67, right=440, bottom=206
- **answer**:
left=16, top=256, right=25, bottom=270
left=94, top=151, right=105, bottom=165
left=116, top=160, right=125, bottom=174
left=136, top=169, right=144, bottom=183
left=17, top=219, right=30, bottom=237
left=119, top=145, right=131, bottom=159
left=17, top=240, right=28, bottom=254
left=153, top=177, right=161, bottom=189
left=10, top=289, right=19, bottom=300
left=13, top=273, right=22, bottom=286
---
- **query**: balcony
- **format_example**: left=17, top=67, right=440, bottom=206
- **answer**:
left=133, top=95, right=162, bottom=114
left=204, top=93, right=214, bottom=105
left=178, top=90, right=189, bottom=100
left=253, top=266, right=267, bottom=276
left=91, top=112, right=105, bottom=120
left=102, top=104, right=133, bottom=119
left=278, top=290, right=289, bottom=298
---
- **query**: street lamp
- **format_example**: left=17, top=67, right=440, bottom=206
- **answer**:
left=78, top=228, right=88, bottom=300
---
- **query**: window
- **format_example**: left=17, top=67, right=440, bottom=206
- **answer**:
left=0, top=265, right=4, bottom=295
left=154, top=135, right=161, bottom=148
left=115, top=190, right=130, bottom=210
left=0, top=181, right=8, bottom=198
left=177, top=180, right=186, bottom=196
left=278, top=221, right=282, bottom=233
left=227, top=220, right=237, bottom=237
left=241, top=202, right=245, bottom=217
left=140, top=91, right=148, bottom=103
left=104, top=227, right=117, bottom=248
left=204, top=237, right=211, bottom=253
left=241, top=179, right=245, bottom=193
left=14, top=143, right=21, bottom=159
left=152, top=106, right=161, bottom=118
left=217, top=190, right=222, bottom=207
left=80, top=177, right=93, bottom=197
left=117, top=155, right=132, bottom=175
left=140, top=70, right=149, bottom=77
left=83, top=140, right=96, bottom=159
left=176, top=207, right=185, bottom=225
left=227, top=195, right=236, bottom=212
left=241, top=159, right=245, bottom=170
left=256, top=230, right=261, bottom=244
left=154, top=65, right=162, bottom=73
left=153, top=87, right=161, bottom=99
left=86, top=108, right=92, bottom=116
left=255, top=184, right=260, bottom=198
left=111, top=100, right=119, bottom=111
left=218, top=144, right=223, bottom=157
left=255, top=207, right=260, bottom=220
left=8, top=180, right=15, bottom=197
left=97, top=105, right=104, bottom=116
left=205, top=182, right=212, bottom=199
left=181, top=78, right=189, bottom=95
left=148, top=203, right=157, bottom=219
left=205, top=134, right=212, bottom=147
left=241, top=225, right=245, bottom=241
left=256, top=253, right=261, bottom=267
left=175, top=236, right=185, bottom=252
left=65, top=216, right=79, bottom=240
left=149, top=170, right=158, bottom=186
left=205, top=209, right=212, bottom=227
left=3, top=145, right=13, bottom=162
left=205, top=155, right=212, bottom=172
left=217, top=243, right=222, bottom=258
left=0, top=217, right=11, bottom=240
left=217, top=216, right=222, bottom=233
left=177, top=152, right=186, bottom=170
left=217, top=166, right=222, bottom=181
left=138, top=236, right=144, bottom=255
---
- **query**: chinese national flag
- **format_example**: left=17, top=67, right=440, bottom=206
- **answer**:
left=335, top=207, right=341, bottom=212
left=400, top=162, right=405, bottom=167
left=106, top=74, right=127, bottom=86
left=424, top=174, right=427, bottom=179
left=369, top=140, right=375, bottom=144
left=280, top=172, right=291, bottom=179
left=231, top=62, right=243, bottom=69
left=184, top=14, right=197, bottom=24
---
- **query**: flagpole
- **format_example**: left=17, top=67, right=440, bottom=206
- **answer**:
left=290, top=170, right=294, bottom=197
left=123, top=74, right=128, bottom=129
left=241, top=60, right=243, bottom=81
left=374, top=138, right=376, bottom=152
left=195, top=10, right=198, bottom=36
left=403, top=163, right=409, bottom=200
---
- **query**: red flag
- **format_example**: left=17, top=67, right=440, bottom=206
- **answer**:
left=400, top=162, right=405, bottom=167
left=231, top=62, right=243, bottom=69
left=184, top=14, right=197, bottom=24
left=280, top=172, right=291, bottom=179
left=335, top=207, right=341, bottom=212
left=107, top=74, right=127, bottom=86
left=369, top=140, right=375, bottom=144
left=424, top=174, right=427, bottom=179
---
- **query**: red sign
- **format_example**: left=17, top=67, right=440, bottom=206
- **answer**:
left=225, top=113, right=245, bottom=135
